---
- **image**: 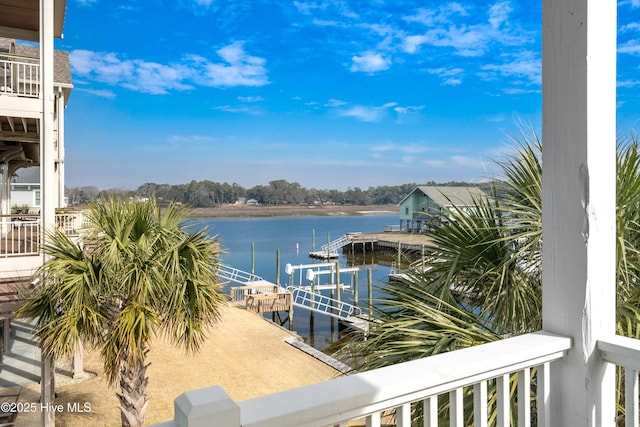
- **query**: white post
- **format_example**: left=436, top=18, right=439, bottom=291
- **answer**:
left=541, top=0, right=616, bottom=425
left=55, top=88, right=65, bottom=208
left=174, top=386, right=240, bottom=427
left=40, top=0, right=56, bottom=426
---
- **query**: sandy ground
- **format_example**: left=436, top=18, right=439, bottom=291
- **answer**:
left=16, top=303, right=342, bottom=427
left=188, top=204, right=398, bottom=218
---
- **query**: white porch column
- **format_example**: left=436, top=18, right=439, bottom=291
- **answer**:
left=0, top=163, right=10, bottom=216
left=40, top=0, right=56, bottom=426
left=55, top=89, right=65, bottom=208
left=542, top=0, right=616, bottom=425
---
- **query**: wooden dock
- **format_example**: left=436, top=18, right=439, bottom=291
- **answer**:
left=345, top=232, right=435, bottom=254
left=230, top=284, right=292, bottom=315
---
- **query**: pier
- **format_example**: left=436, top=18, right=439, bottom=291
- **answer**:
left=310, top=231, right=435, bottom=259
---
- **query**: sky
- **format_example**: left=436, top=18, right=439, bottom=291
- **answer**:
left=48, top=1, right=640, bottom=191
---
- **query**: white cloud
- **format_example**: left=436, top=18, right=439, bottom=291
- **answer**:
left=212, top=105, right=262, bottom=114
left=238, top=96, right=264, bottom=103
left=401, top=2, right=528, bottom=57
left=427, top=67, right=464, bottom=85
left=77, top=88, right=116, bottom=99
left=618, top=80, right=640, bottom=88
left=350, top=52, right=391, bottom=73
left=70, top=41, right=269, bottom=95
left=293, top=1, right=323, bottom=15
left=619, top=40, right=640, bottom=55
left=70, top=50, right=193, bottom=95
left=337, top=102, right=398, bottom=122
left=451, top=155, right=481, bottom=167
left=488, top=1, right=512, bottom=29
left=325, top=98, right=348, bottom=107
left=199, top=42, right=269, bottom=87
left=340, top=105, right=387, bottom=122
left=480, top=52, right=541, bottom=85
left=620, top=22, right=640, bottom=32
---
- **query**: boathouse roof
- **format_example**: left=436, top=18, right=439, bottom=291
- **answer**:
left=399, top=185, right=488, bottom=208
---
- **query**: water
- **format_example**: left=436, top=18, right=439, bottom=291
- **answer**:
left=187, top=214, right=398, bottom=351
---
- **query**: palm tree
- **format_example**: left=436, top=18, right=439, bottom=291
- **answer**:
left=344, top=129, right=640, bottom=424
left=17, top=197, right=225, bottom=427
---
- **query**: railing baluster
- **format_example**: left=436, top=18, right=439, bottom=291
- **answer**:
left=450, top=388, right=463, bottom=427
left=396, top=403, right=410, bottom=427
left=518, top=368, right=531, bottom=426
left=474, top=380, right=488, bottom=427
left=625, top=368, right=639, bottom=427
left=423, top=396, right=437, bottom=427
left=496, top=374, right=510, bottom=427
left=365, top=412, right=381, bottom=427
left=537, top=362, right=550, bottom=427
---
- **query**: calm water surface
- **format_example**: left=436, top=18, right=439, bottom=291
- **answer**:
left=189, top=214, right=398, bottom=351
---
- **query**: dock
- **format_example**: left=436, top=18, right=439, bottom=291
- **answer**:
left=346, top=232, right=435, bottom=253
left=310, top=231, right=435, bottom=259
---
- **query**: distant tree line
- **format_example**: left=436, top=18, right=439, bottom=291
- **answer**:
left=65, top=179, right=482, bottom=207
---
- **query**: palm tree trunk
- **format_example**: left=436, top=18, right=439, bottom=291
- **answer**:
left=118, top=350, right=149, bottom=427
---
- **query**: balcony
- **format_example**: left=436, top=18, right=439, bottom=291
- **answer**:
left=0, top=53, right=40, bottom=98
left=0, top=211, right=88, bottom=257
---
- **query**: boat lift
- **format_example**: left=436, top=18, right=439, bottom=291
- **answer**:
left=305, top=266, right=360, bottom=291
left=285, top=262, right=336, bottom=286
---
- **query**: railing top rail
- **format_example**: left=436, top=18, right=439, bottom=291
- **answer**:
left=0, top=53, right=40, bottom=63
left=598, top=334, right=640, bottom=371
left=237, top=331, right=570, bottom=427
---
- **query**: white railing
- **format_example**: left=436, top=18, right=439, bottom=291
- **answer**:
left=598, top=335, right=640, bottom=427
left=0, top=212, right=89, bottom=257
left=0, top=215, right=40, bottom=256
left=320, top=234, right=352, bottom=253
left=153, top=331, right=571, bottom=427
left=218, top=264, right=264, bottom=284
left=0, top=54, right=40, bottom=98
left=56, top=211, right=90, bottom=236
left=289, top=286, right=361, bottom=320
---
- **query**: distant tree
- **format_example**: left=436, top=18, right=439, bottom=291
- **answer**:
left=344, top=187, right=371, bottom=205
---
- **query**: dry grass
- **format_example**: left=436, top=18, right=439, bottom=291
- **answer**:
left=18, top=303, right=341, bottom=427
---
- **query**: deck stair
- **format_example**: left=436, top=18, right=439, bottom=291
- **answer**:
left=289, top=286, right=368, bottom=332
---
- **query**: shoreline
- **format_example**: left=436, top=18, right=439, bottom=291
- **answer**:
left=187, top=204, right=399, bottom=218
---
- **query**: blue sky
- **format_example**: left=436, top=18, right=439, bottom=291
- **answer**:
left=52, top=1, right=640, bottom=191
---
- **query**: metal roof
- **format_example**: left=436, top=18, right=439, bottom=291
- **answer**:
left=399, top=186, right=488, bottom=207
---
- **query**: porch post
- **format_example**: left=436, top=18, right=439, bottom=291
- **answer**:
left=40, top=0, right=56, bottom=426
left=541, top=0, right=616, bottom=425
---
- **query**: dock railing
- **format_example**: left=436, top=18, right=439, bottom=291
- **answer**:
left=153, top=331, right=572, bottom=427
